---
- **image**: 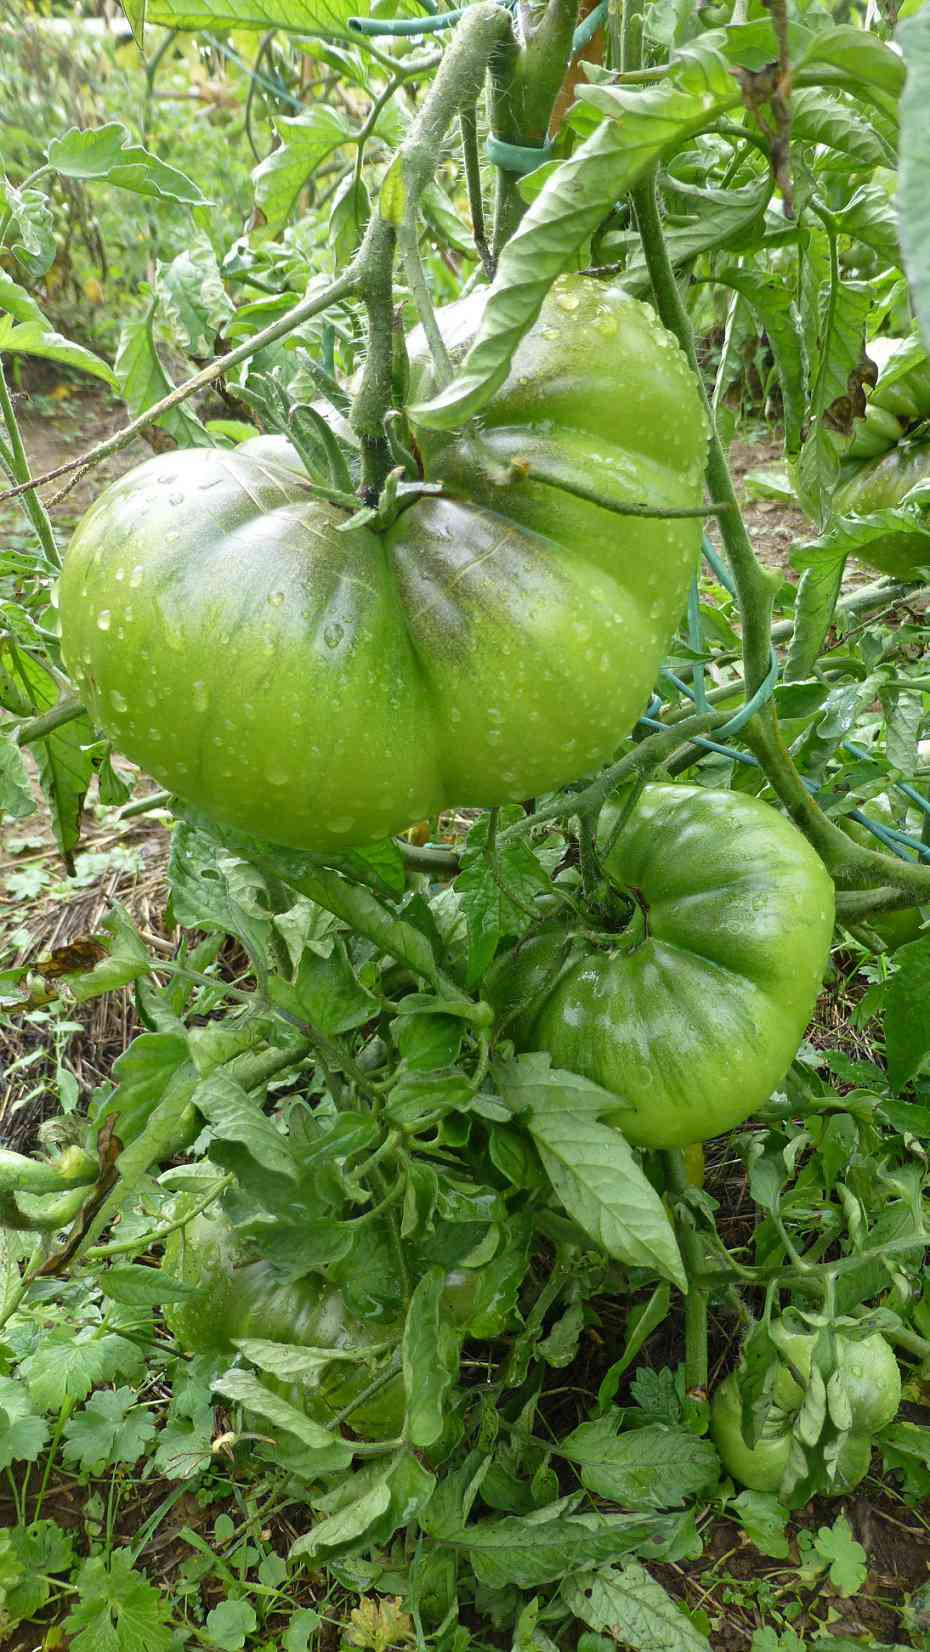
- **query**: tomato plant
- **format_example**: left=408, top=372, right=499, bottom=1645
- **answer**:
left=1, top=0, right=930, bottom=1645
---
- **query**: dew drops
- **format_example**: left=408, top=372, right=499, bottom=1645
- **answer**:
left=110, top=689, right=128, bottom=713
left=130, top=565, right=144, bottom=589
left=97, top=610, right=112, bottom=631
left=556, top=292, right=579, bottom=313
left=323, top=621, right=344, bottom=649
left=192, top=681, right=209, bottom=713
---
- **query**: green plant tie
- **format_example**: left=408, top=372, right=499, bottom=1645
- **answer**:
left=207, top=35, right=304, bottom=111
left=843, top=740, right=930, bottom=820
left=571, top=0, right=607, bottom=54
left=485, top=135, right=557, bottom=174
left=701, top=532, right=737, bottom=596
left=349, top=7, right=466, bottom=35
left=687, top=574, right=708, bottom=712
left=641, top=699, right=930, bottom=862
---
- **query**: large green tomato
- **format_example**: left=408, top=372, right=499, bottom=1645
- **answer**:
left=486, top=784, right=834, bottom=1148
left=59, top=277, right=706, bottom=853
left=712, top=1326, right=900, bottom=1495
left=834, top=440, right=930, bottom=577
left=164, top=1211, right=405, bottom=1438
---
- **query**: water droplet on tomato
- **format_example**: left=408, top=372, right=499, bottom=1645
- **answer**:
left=268, top=589, right=285, bottom=607
left=158, top=472, right=176, bottom=485
left=267, top=767, right=289, bottom=786
left=110, top=689, right=128, bottom=713
left=130, top=565, right=144, bottom=588
left=114, top=567, right=125, bottom=582
left=192, top=681, right=209, bottom=712
left=331, top=815, right=355, bottom=834
left=323, top=621, right=344, bottom=649
left=168, top=493, right=184, bottom=507
left=147, top=727, right=163, bottom=741
left=97, top=610, right=112, bottom=631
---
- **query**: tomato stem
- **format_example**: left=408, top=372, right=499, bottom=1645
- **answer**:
left=663, top=1148, right=709, bottom=1395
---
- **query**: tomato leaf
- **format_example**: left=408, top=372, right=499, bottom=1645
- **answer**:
left=212, top=1368, right=352, bottom=1459
left=564, top=1559, right=711, bottom=1652
left=526, top=1109, right=686, bottom=1290
left=193, top=1072, right=299, bottom=1181
left=885, top=936, right=930, bottom=1091
left=252, top=108, right=352, bottom=240
left=47, top=124, right=209, bottom=205
left=561, top=1418, right=718, bottom=1508
left=290, top=1478, right=392, bottom=1561
left=402, top=1268, right=458, bottom=1449
left=0, top=315, right=116, bottom=387
left=412, top=43, right=741, bottom=429
left=145, top=0, right=373, bottom=40
left=456, top=1512, right=684, bottom=1590
left=0, top=737, right=35, bottom=821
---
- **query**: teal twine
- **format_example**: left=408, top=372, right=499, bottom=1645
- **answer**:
left=349, top=7, right=465, bottom=34
left=701, top=532, right=737, bottom=596
left=843, top=740, right=930, bottom=821
left=687, top=574, right=708, bottom=713
left=208, top=36, right=304, bottom=110
left=486, top=134, right=556, bottom=173
left=571, top=0, right=607, bottom=53
left=716, top=645, right=779, bottom=737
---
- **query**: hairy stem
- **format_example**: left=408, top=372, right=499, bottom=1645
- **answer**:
left=0, top=359, right=59, bottom=565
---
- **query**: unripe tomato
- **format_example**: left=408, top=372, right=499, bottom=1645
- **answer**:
left=164, top=1212, right=405, bottom=1438
left=60, top=277, right=706, bottom=853
left=712, top=1325, right=900, bottom=1496
left=486, top=784, right=834, bottom=1148
left=834, top=440, right=930, bottom=577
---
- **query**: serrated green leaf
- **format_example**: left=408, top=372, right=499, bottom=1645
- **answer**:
left=0, top=737, right=36, bottom=821
left=562, top=1419, right=717, bottom=1507
left=146, top=0, right=372, bottom=38
left=413, top=43, right=741, bottom=429
left=212, top=1367, right=353, bottom=1459
left=565, top=1559, right=710, bottom=1651
left=885, top=936, right=930, bottom=1091
left=526, top=1110, right=686, bottom=1289
left=252, top=107, right=351, bottom=239
left=114, top=301, right=211, bottom=447
left=98, top=1264, right=202, bottom=1307
left=47, top=123, right=208, bottom=204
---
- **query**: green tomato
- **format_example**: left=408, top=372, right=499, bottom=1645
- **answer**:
left=770, top=1326, right=901, bottom=1437
left=59, top=277, right=707, bottom=854
left=163, top=1211, right=405, bottom=1438
left=871, top=353, right=930, bottom=423
left=845, top=402, right=905, bottom=463
left=486, top=784, right=834, bottom=1149
left=711, top=1373, right=871, bottom=1496
left=834, top=440, right=930, bottom=577
left=712, top=1326, right=899, bottom=1496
